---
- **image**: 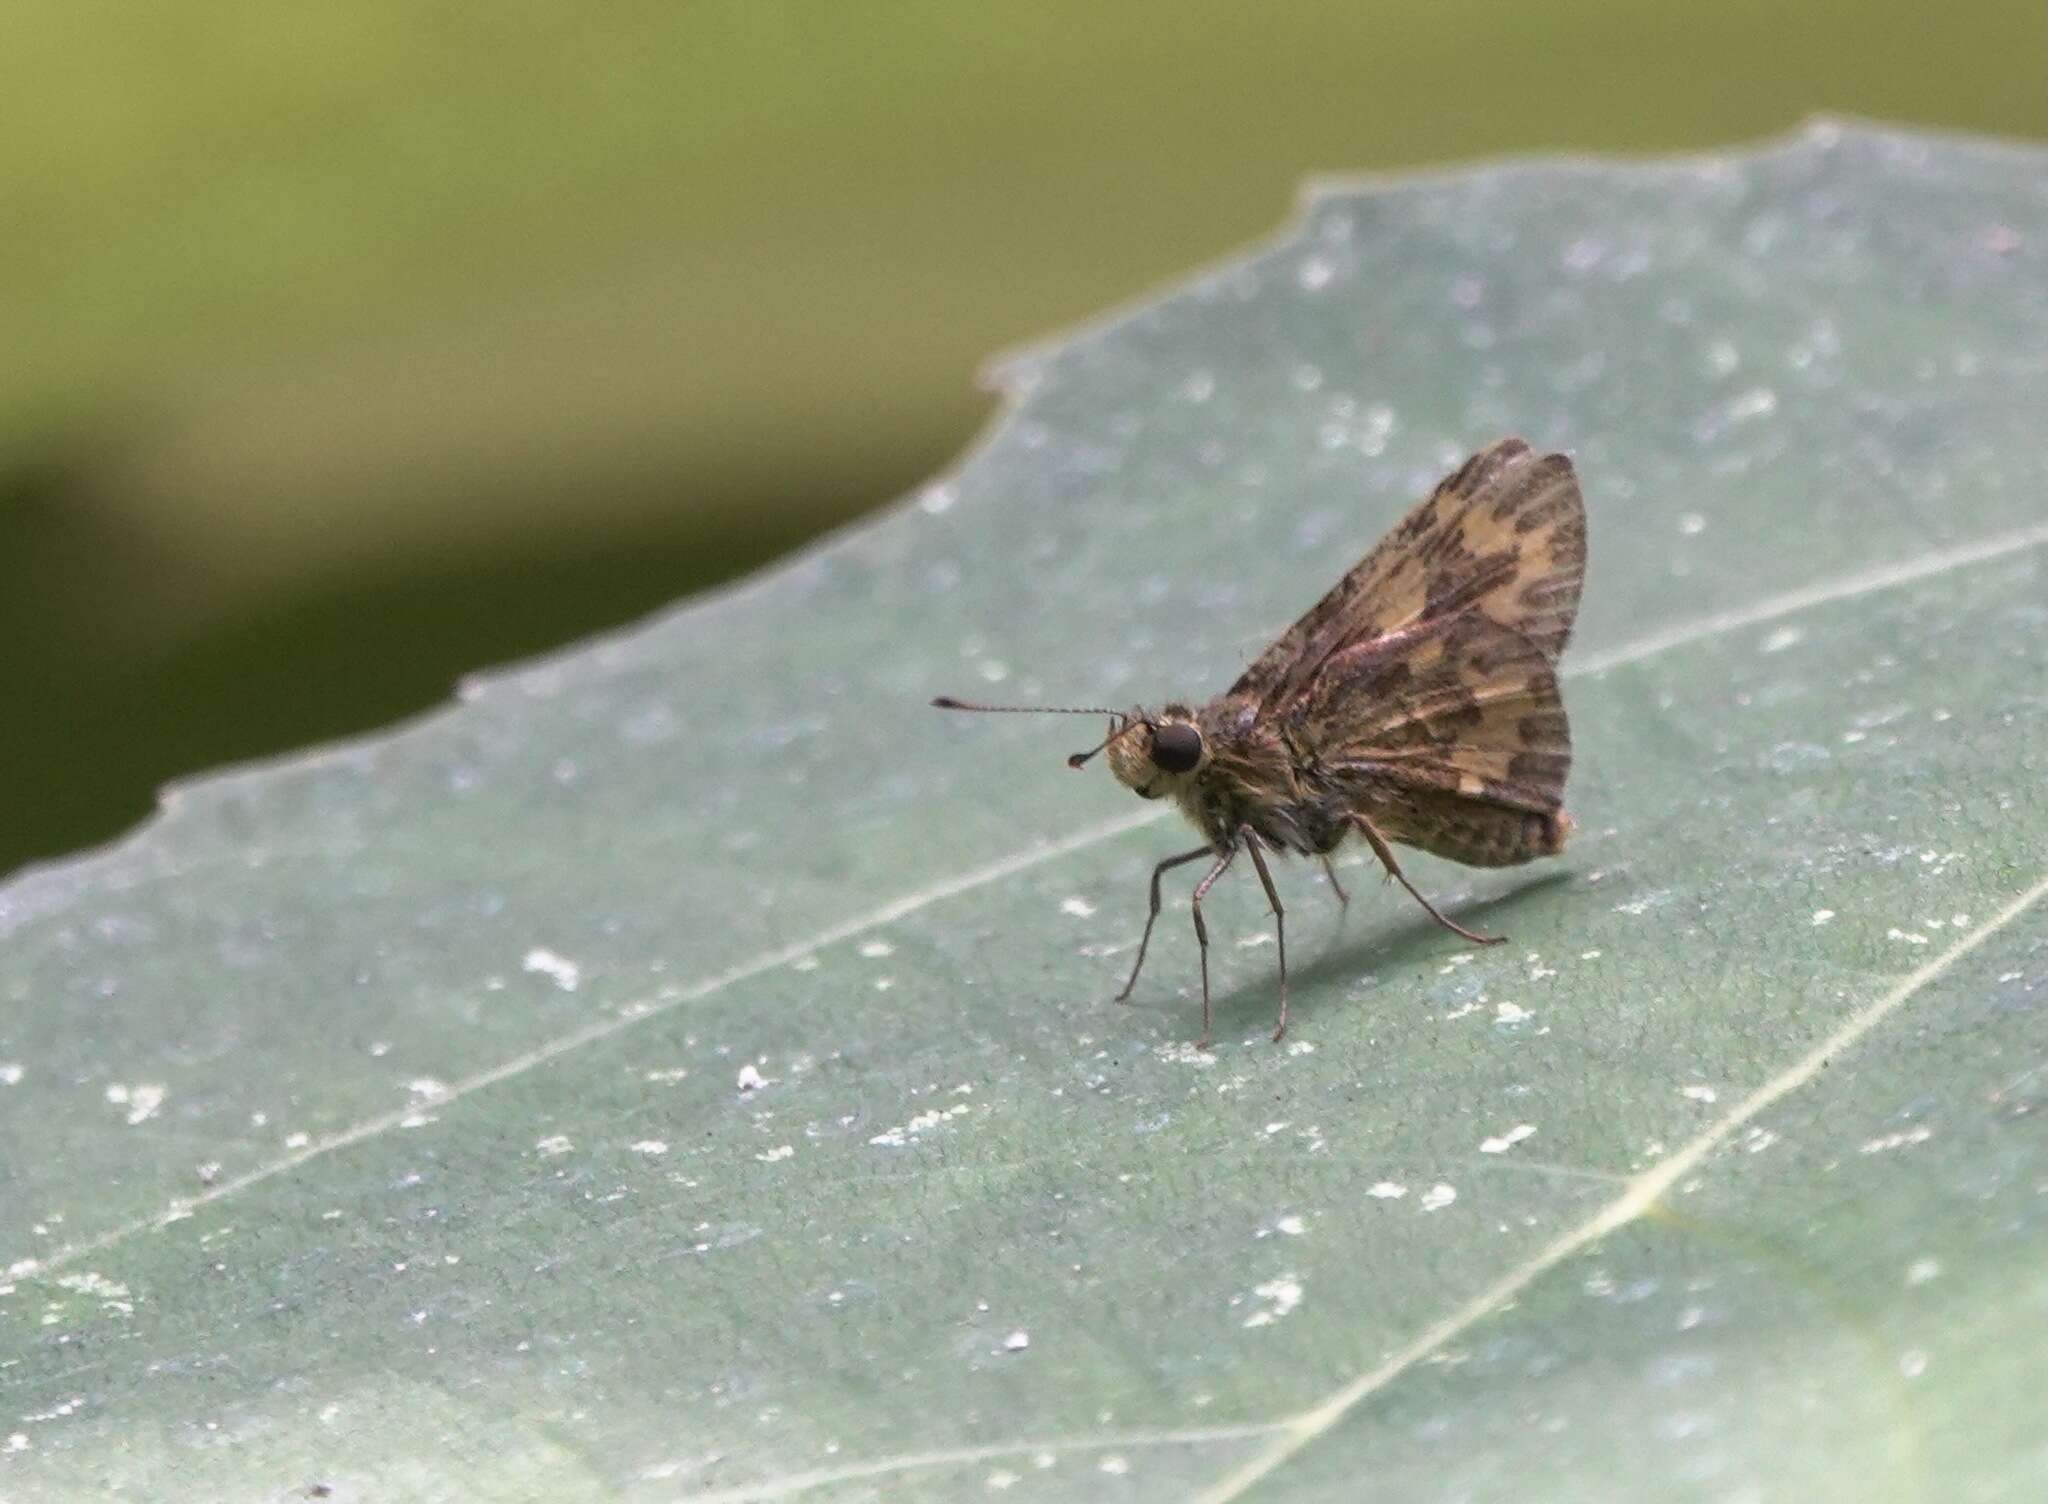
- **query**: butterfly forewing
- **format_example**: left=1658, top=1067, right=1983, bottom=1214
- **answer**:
left=1229, top=437, right=1586, bottom=715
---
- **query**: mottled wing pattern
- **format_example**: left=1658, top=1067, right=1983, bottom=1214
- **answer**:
left=1228, top=437, right=1586, bottom=715
left=1301, top=613, right=1572, bottom=866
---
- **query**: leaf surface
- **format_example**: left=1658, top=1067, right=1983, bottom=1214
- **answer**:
left=3, top=122, right=2046, bottom=1502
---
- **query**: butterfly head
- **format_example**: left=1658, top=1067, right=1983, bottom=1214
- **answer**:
left=1099, top=706, right=1208, bottom=799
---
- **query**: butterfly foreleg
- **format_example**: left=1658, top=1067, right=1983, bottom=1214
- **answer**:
left=1241, top=829, right=1289, bottom=1041
left=1117, top=845, right=1213, bottom=1005
left=1351, top=812, right=1505, bottom=947
left=1318, top=852, right=1350, bottom=907
left=1186, top=844, right=1238, bottom=1049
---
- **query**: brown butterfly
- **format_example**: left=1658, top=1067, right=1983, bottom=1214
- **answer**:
left=936, top=437, right=1587, bottom=1046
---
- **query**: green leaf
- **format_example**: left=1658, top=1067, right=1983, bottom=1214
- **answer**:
left=4, top=121, right=2046, bottom=1501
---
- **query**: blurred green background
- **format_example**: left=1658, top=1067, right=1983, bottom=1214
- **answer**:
left=4, top=1, right=2042, bottom=876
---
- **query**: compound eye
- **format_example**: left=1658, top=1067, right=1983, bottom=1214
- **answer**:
left=1149, top=721, right=1203, bottom=774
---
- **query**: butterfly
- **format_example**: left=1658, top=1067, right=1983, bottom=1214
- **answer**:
left=936, top=437, right=1587, bottom=1046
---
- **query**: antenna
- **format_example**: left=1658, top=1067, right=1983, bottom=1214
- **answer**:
left=931, top=696, right=1146, bottom=771
left=1065, top=717, right=1148, bottom=770
left=930, top=696, right=1122, bottom=716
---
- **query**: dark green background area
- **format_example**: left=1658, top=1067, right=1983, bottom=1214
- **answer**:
left=4, top=0, right=2042, bottom=875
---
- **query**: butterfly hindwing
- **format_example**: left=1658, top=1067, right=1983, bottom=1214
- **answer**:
left=1296, top=612, right=1572, bottom=865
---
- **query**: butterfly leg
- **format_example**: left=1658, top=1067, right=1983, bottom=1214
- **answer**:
left=1318, top=853, right=1351, bottom=907
left=1117, top=845, right=1214, bottom=1003
left=1351, top=813, right=1505, bottom=946
left=1186, top=845, right=1239, bottom=1049
left=1241, top=829, right=1289, bottom=1041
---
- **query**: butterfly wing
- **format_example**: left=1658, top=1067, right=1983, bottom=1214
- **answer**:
left=1229, top=438, right=1586, bottom=716
left=1298, top=613, right=1572, bottom=866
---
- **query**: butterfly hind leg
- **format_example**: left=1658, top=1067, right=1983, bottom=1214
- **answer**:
left=1240, top=830, right=1290, bottom=1041
left=1351, top=813, right=1505, bottom=947
left=1318, top=853, right=1350, bottom=907
left=1185, top=844, right=1239, bottom=1049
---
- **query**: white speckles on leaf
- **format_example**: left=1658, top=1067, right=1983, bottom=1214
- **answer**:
left=1367, top=1182, right=1408, bottom=1200
left=1861, top=1126, right=1934, bottom=1154
left=629, top=1140, right=669, bottom=1157
left=1154, top=1042, right=1217, bottom=1068
left=1098, top=1455, right=1131, bottom=1475
left=1420, top=1184, right=1458, bottom=1212
left=54, top=1272, right=133, bottom=1316
left=535, top=1135, right=573, bottom=1157
left=1899, top=1349, right=1930, bottom=1379
left=869, top=1103, right=972, bottom=1148
left=1759, top=625, right=1804, bottom=653
left=1059, top=896, right=1096, bottom=918
left=1241, top=1275, right=1303, bottom=1327
left=858, top=940, right=895, bottom=959
left=1887, top=927, right=1931, bottom=945
left=1001, top=1329, right=1030, bottom=1353
left=1295, top=254, right=1335, bottom=291
left=1727, top=386, right=1778, bottom=422
left=103, top=1082, right=165, bottom=1126
left=521, top=947, right=581, bottom=991
left=1906, top=1257, right=1942, bottom=1286
left=1494, top=1001, right=1533, bottom=1025
left=0, top=1062, right=21, bottom=1086
left=1812, top=909, right=1836, bottom=926
left=755, top=1144, right=794, bottom=1163
left=1275, top=1215, right=1306, bottom=1237
left=736, top=1064, right=772, bottom=1092
left=1480, top=1124, right=1537, bottom=1154
left=1680, top=1085, right=1719, bottom=1104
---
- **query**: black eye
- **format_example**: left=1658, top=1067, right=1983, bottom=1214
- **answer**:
left=1149, top=721, right=1203, bottom=774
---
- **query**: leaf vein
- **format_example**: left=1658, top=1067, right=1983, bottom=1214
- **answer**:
left=1190, top=868, right=2048, bottom=1502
